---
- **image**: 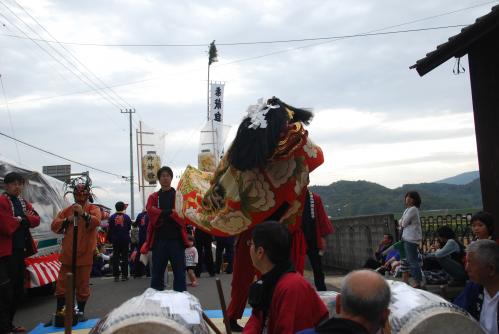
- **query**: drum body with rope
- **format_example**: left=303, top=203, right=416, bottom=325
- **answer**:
left=89, top=288, right=209, bottom=334
left=318, top=282, right=485, bottom=334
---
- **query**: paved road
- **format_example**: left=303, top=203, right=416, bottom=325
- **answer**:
left=17, top=266, right=343, bottom=332
left=16, top=272, right=235, bottom=332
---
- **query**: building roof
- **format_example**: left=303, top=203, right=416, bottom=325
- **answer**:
left=410, top=5, right=499, bottom=76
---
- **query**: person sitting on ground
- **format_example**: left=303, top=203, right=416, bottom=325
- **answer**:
left=453, top=240, right=499, bottom=334
left=243, top=221, right=328, bottom=334
left=425, top=225, right=467, bottom=286
left=380, top=247, right=401, bottom=276
left=364, top=234, right=394, bottom=272
left=298, top=269, right=391, bottom=334
left=91, top=244, right=111, bottom=277
left=382, top=239, right=412, bottom=284
left=470, top=211, right=497, bottom=242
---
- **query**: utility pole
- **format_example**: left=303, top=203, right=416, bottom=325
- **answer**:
left=121, top=108, right=135, bottom=218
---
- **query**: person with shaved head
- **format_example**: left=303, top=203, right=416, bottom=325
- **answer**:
left=299, top=269, right=391, bottom=334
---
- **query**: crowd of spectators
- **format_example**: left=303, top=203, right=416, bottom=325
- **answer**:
left=85, top=181, right=498, bottom=334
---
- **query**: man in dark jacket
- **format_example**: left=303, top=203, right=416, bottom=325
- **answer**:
left=301, top=189, right=334, bottom=291
left=0, top=172, right=40, bottom=334
left=108, top=201, right=132, bottom=281
left=142, top=166, right=189, bottom=292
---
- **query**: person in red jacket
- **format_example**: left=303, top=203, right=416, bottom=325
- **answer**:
left=301, top=189, right=334, bottom=291
left=142, top=166, right=189, bottom=292
left=243, top=221, right=328, bottom=334
left=0, top=172, right=40, bottom=334
left=51, top=176, right=101, bottom=322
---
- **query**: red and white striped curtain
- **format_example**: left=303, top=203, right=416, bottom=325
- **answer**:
left=24, top=253, right=61, bottom=288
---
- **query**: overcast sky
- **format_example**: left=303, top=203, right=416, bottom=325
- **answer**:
left=0, top=0, right=495, bottom=216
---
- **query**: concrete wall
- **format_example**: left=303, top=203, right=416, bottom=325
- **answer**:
left=322, top=214, right=397, bottom=271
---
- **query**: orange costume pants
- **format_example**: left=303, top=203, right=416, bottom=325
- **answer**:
left=226, top=228, right=306, bottom=320
left=55, top=264, right=92, bottom=302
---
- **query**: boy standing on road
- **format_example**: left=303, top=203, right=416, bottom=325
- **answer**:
left=108, top=201, right=132, bottom=282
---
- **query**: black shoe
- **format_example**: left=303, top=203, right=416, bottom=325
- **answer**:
left=77, top=312, right=88, bottom=322
left=121, top=276, right=129, bottom=281
left=114, top=277, right=120, bottom=282
left=229, top=319, right=244, bottom=332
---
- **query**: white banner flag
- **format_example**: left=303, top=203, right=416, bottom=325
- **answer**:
left=210, top=83, right=224, bottom=122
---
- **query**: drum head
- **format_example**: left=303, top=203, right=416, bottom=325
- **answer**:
left=95, top=314, right=191, bottom=334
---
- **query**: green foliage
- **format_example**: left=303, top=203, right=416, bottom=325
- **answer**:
left=310, top=178, right=482, bottom=218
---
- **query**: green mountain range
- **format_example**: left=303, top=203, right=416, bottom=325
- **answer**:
left=310, top=178, right=482, bottom=218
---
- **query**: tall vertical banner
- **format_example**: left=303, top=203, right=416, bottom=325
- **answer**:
left=209, top=83, right=225, bottom=161
left=210, top=83, right=224, bottom=122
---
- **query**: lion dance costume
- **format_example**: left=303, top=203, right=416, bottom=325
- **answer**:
left=176, top=97, right=324, bottom=325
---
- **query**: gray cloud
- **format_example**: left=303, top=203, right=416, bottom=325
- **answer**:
left=0, top=0, right=490, bottom=211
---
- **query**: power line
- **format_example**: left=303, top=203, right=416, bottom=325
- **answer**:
left=0, top=24, right=470, bottom=109
left=0, top=0, right=495, bottom=47
left=10, top=0, right=134, bottom=110
left=0, top=0, right=493, bottom=109
left=0, top=1, right=143, bottom=132
left=0, top=74, right=21, bottom=162
left=7, top=0, right=142, bottom=128
left=218, top=25, right=468, bottom=67
left=0, top=130, right=126, bottom=178
left=0, top=17, right=132, bottom=133
left=0, top=15, right=121, bottom=112
left=0, top=1, right=127, bottom=111
left=0, top=23, right=473, bottom=47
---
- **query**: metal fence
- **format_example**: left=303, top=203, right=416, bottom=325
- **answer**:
left=321, top=213, right=474, bottom=271
left=420, top=213, right=474, bottom=252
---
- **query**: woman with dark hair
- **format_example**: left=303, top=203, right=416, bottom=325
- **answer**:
left=426, top=226, right=467, bottom=286
left=398, top=191, right=424, bottom=288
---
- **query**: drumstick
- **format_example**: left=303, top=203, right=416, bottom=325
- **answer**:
left=202, top=312, right=223, bottom=334
left=215, top=278, right=232, bottom=334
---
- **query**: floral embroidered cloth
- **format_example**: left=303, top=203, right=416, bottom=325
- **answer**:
left=176, top=123, right=324, bottom=236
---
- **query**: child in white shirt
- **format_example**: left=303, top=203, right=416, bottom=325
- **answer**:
left=185, top=235, right=199, bottom=287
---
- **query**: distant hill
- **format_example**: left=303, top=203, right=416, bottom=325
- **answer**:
left=435, top=171, right=479, bottom=185
left=310, top=178, right=482, bottom=218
